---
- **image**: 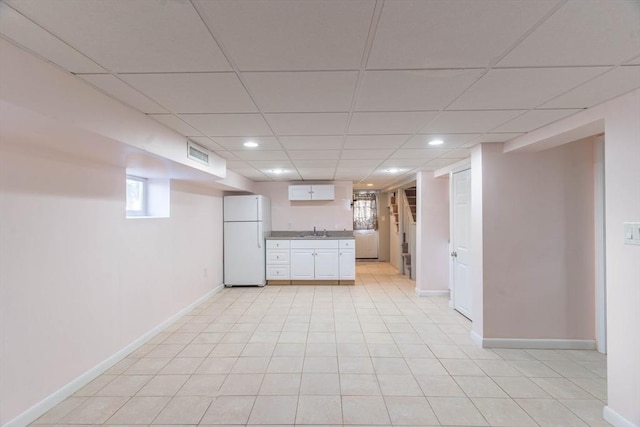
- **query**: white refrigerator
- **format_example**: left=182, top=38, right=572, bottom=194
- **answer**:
left=223, top=195, right=271, bottom=287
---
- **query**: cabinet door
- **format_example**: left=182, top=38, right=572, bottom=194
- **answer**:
left=311, top=184, right=334, bottom=200
left=290, top=249, right=315, bottom=279
left=314, top=248, right=339, bottom=279
left=289, top=185, right=312, bottom=200
left=339, top=248, right=356, bottom=280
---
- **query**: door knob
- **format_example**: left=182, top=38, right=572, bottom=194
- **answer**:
left=451, top=251, right=458, bottom=257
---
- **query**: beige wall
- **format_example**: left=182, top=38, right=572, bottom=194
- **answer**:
left=254, top=181, right=353, bottom=231
left=472, top=140, right=596, bottom=340
left=0, top=143, right=224, bottom=425
left=415, top=171, right=450, bottom=293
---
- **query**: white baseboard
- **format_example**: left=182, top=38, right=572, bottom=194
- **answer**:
left=4, top=284, right=224, bottom=427
left=469, top=333, right=596, bottom=350
left=415, top=288, right=450, bottom=297
left=604, top=406, right=638, bottom=427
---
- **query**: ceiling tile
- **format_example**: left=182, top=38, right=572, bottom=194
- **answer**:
left=348, top=112, right=438, bottom=134
left=0, top=3, right=105, bottom=73
left=341, top=149, right=394, bottom=160
left=260, top=170, right=301, bottom=181
left=499, top=0, right=640, bottom=67
left=78, top=74, right=168, bottom=113
left=465, top=133, right=524, bottom=145
left=230, top=168, right=270, bottom=181
left=422, top=110, right=525, bottom=133
left=344, top=135, right=409, bottom=150
left=6, top=0, right=231, bottom=72
left=212, top=150, right=239, bottom=160
left=292, top=160, right=338, bottom=168
left=297, top=168, right=336, bottom=180
left=226, top=160, right=252, bottom=169
left=493, top=109, right=581, bottom=133
left=338, top=159, right=381, bottom=168
left=288, top=150, right=341, bottom=160
left=356, top=69, right=482, bottom=111
left=367, top=0, right=558, bottom=69
left=266, top=113, right=348, bottom=135
left=335, top=168, right=374, bottom=179
left=401, top=133, right=480, bottom=149
left=149, top=114, right=203, bottom=136
left=194, top=0, right=375, bottom=71
left=231, top=150, right=289, bottom=161
left=542, top=66, right=640, bottom=108
left=450, top=67, right=606, bottom=110
left=279, top=136, right=345, bottom=150
left=243, top=71, right=357, bottom=112
left=119, top=73, right=256, bottom=113
left=628, top=56, right=640, bottom=65
left=390, top=149, right=447, bottom=159
left=187, top=137, right=225, bottom=152
left=249, top=160, right=294, bottom=169
left=379, top=159, right=427, bottom=168
left=210, top=136, right=281, bottom=151
left=178, top=114, right=272, bottom=136
left=424, top=158, right=462, bottom=169
left=439, top=149, right=471, bottom=159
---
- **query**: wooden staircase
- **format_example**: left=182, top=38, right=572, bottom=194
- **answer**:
left=404, top=187, right=416, bottom=222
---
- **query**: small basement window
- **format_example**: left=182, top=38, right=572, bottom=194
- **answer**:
left=126, top=175, right=147, bottom=217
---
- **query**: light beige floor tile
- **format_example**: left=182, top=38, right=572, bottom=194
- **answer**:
left=267, top=356, right=304, bottom=373
left=248, top=395, right=298, bottom=424
left=340, top=374, right=381, bottom=395
left=176, top=374, right=226, bottom=397
left=152, top=396, right=211, bottom=424
left=273, top=343, right=306, bottom=357
left=124, top=358, right=171, bottom=375
left=493, top=348, right=537, bottom=361
left=559, top=399, right=610, bottom=426
left=73, top=375, right=117, bottom=396
left=61, top=396, right=129, bottom=424
left=210, top=343, right=245, bottom=357
left=377, top=374, right=423, bottom=396
left=525, top=349, right=569, bottom=361
left=428, top=396, right=488, bottom=426
left=475, top=359, right=523, bottom=377
left=372, top=357, right=410, bottom=374
left=342, top=396, right=391, bottom=425
left=516, top=398, right=589, bottom=426
left=579, top=361, right=608, bottom=379
left=192, top=332, right=225, bottom=344
left=177, top=343, right=214, bottom=358
left=492, top=376, right=551, bottom=398
left=196, top=357, right=237, bottom=374
left=296, top=395, right=342, bottom=425
left=200, top=395, right=255, bottom=425
left=531, top=377, right=595, bottom=399
left=137, top=375, right=189, bottom=396
left=545, top=360, right=600, bottom=378
left=240, top=342, right=276, bottom=357
left=218, top=373, right=263, bottom=395
left=303, top=357, right=339, bottom=373
left=305, top=343, right=338, bottom=357
left=300, top=373, right=341, bottom=395
left=146, top=344, right=185, bottom=358
left=337, top=343, right=370, bottom=357
left=569, top=377, right=607, bottom=400
left=339, top=357, right=375, bottom=374
left=96, top=375, right=152, bottom=396
left=104, top=358, right=137, bottom=375
left=159, top=358, right=204, bottom=375
left=106, top=396, right=170, bottom=424
left=33, top=396, right=87, bottom=424
left=384, top=396, right=439, bottom=425
left=406, top=358, right=449, bottom=376
left=278, top=331, right=307, bottom=343
left=367, top=343, right=402, bottom=357
left=259, top=373, right=301, bottom=395
left=429, top=345, right=468, bottom=359
left=415, top=375, right=465, bottom=397
left=231, top=357, right=270, bottom=374
left=454, top=376, right=508, bottom=398
left=397, top=344, right=435, bottom=358
left=441, top=359, right=486, bottom=376
left=472, top=397, right=537, bottom=426
left=162, top=332, right=198, bottom=344
left=511, top=360, right=563, bottom=378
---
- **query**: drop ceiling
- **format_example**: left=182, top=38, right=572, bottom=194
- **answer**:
left=1, top=0, right=639, bottom=189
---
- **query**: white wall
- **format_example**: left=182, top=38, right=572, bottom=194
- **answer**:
left=0, top=142, right=224, bottom=425
left=471, top=140, right=596, bottom=341
left=415, top=171, right=450, bottom=293
left=254, top=181, right=353, bottom=231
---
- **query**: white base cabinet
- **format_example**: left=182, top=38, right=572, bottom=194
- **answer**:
left=266, top=238, right=355, bottom=283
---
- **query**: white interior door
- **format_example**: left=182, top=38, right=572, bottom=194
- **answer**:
left=452, top=169, right=472, bottom=319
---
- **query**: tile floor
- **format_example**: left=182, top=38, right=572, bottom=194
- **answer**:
left=32, top=262, right=610, bottom=426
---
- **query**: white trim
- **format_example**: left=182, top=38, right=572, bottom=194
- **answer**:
left=3, top=284, right=224, bottom=427
left=475, top=337, right=596, bottom=350
left=415, top=288, right=450, bottom=297
left=603, top=406, right=638, bottom=427
left=470, top=330, right=483, bottom=347
left=434, top=158, right=471, bottom=178
left=594, top=136, right=607, bottom=354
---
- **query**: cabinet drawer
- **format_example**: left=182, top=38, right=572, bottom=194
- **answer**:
left=267, top=250, right=289, bottom=264
left=339, top=239, right=355, bottom=249
left=267, top=265, right=290, bottom=279
left=266, top=240, right=290, bottom=249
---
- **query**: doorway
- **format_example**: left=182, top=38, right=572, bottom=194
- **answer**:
left=353, top=192, right=379, bottom=259
left=451, top=169, right=472, bottom=319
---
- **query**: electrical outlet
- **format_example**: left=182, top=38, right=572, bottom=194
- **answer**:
left=624, top=222, right=640, bottom=246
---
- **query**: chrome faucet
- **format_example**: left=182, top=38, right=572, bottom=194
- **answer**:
left=313, top=225, right=317, bottom=236
left=323, top=228, right=328, bottom=237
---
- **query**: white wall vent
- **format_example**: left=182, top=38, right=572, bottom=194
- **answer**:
left=187, top=140, right=209, bottom=165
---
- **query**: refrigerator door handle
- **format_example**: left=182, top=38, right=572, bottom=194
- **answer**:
left=257, top=221, right=262, bottom=248
left=256, top=197, right=262, bottom=248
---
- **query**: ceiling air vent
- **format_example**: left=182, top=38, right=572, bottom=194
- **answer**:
left=187, top=140, right=209, bottom=165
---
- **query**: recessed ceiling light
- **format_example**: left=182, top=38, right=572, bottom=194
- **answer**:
left=367, top=183, right=373, bottom=187
left=385, top=168, right=402, bottom=173
left=428, top=139, right=444, bottom=146
left=270, top=169, right=286, bottom=174
left=243, top=141, right=259, bottom=148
